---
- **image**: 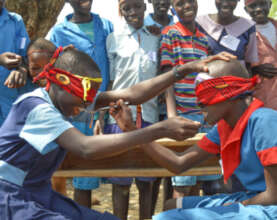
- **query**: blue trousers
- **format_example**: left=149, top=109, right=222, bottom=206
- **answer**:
left=153, top=192, right=277, bottom=220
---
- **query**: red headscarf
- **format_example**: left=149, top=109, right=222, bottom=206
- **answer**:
left=195, top=75, right=258, bottom=106
left=33, top=47, right=102, bottom=103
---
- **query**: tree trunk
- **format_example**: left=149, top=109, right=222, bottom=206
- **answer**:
left=6, top=0, right=65, bottom=40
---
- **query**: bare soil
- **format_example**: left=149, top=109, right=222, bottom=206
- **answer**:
left=66, top=179, right=164, bottom=220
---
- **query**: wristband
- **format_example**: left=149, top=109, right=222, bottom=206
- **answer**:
left=173, top=66, right=183, bottom=81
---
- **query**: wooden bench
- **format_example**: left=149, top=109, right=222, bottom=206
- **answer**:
left=54, top=133, right=221, bottom=178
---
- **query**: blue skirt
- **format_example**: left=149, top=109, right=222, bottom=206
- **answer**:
left=0, top=179, right=119, bottom=220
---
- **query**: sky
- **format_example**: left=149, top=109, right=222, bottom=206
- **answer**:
left=56, top=0, right=250, bottom=26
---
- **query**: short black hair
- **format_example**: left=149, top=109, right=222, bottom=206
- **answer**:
left=54, top=48, right=101, bottom=78
left=207, top=59, right=250, bottom=79
left=27, top=38, right=56, bottom=56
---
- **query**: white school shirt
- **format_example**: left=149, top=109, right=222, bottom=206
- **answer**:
left=106, top=23, right=160, bottom=124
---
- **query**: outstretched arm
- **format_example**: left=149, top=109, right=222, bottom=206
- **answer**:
left=141, top=142, right=213, bottom=174
left=95, top=52, right=236, bottom=109
left=109, top=100, right=213, bottom=173
left=56, top=100, right=201, bottom=160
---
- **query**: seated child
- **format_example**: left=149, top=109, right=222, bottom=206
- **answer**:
left=4, top=38, right=72, bottom=196
left=245, top=0, right=277, bottom=67
left=0, top=46, right=231, bottom=219
left=27, top=38, right=68, bottom=195
left=48, top=0, right=114, bottom=206
left=113, top=59, right=277, bottom=220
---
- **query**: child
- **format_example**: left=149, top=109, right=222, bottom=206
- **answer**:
left=252, top=63, right=277, bottom=110
left=114, top=59, right=277, bottom=220
left=145, top=0, right=174, bottom=29
left=160, top=0, right=221, bottom=200
left=197, top=0, right=258, bottom=69
left=49, top=0, right=113, bottom=208
left=0, top=43, right=232, bottom=219
left=5, top=38, right=72, bottom=196
left=105, top=0, right=161, bottom=219
left=0, top=0, right=30, bottom=125
left=27, top=38, right=69, bottom=196
left=245, top=0, right=277, bottom=67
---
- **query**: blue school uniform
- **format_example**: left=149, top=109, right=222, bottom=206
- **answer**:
left=49, top=13, right=113, bottom=190
left=0, top=8, right=30, bottom=126
left=0, top=88, right=119, bottom=220
left=153, top=100, right=277, bottom=219
left=196, top=15, right=258, bottom=65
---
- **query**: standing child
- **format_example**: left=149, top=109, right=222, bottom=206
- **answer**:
left=160, top=0, right=220, bottom=200
left=105, top=0, right=160, bottom=219
left=0, top=0, right=30, bottom=125
left=49, top=0, right=113, bottom=208
left=145, top=0, right=174, bottom=29
left=197, top=0, right=258, bottom=69
left=245, top=0, right=277, bottom=67
left=145, top=0, right=175, bottom=212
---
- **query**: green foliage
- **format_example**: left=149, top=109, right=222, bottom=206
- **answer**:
left=270, top=0, right=277, bottom=19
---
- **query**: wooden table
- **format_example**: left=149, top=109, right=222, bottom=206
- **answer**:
left=54, top=133, right=221, bottom=178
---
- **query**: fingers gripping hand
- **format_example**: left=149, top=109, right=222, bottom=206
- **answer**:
left=195, top=52, right=238, bottom=73
left=109, top=99, right=135, bottom=132
left=4, top=67, right=27, bottom=88
left=93, top=120, right=103, bottom=135
left=0, top=52, right=22, bottom=70
left=163, top=117, right=201, bottom=141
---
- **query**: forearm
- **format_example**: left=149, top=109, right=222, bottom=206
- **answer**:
left=96, top=62, right=199, bottom=108
left=141, top=143, right=213, bottom=174
left=82, top=122, right=167, bottom=160
left=0, top=54, right=4, bottom=66
left=241, top=191, right=277, bottom=206
left=165, top=86, right=177, bottom=118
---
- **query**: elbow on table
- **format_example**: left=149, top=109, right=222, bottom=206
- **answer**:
left=167, top=164, right=186, bottom=175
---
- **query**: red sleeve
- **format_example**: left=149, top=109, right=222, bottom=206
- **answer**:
left=198, top=136, right=220, bottom=155
left=257, top=147, right=277, bottom=166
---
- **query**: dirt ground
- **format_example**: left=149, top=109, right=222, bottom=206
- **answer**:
left=66, top=179, right=164, bottom=220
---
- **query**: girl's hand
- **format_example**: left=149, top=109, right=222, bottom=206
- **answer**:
left=178, top=52, right=237, bottom=76
left=109, top=99, right=136, bottom=132
left=93, top=120, right=103, bottom=135
left=146, top=25, right=161, bottom=36
left=159, top=117, right=201, bottom=141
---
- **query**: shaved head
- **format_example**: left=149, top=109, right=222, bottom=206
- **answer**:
left=207, top=60, right=250, bottom=79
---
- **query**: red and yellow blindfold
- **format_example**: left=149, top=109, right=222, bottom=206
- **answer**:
left=33, top=47, right=102, bottom=102
left=195, top=74, right=258, bottom=106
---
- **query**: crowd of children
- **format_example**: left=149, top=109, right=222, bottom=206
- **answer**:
left=1, top=0, right=277, bottom=219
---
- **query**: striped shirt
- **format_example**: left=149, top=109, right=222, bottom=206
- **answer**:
left=160, top=22, right=208, bottom=114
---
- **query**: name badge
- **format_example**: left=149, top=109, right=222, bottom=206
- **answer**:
left=20, top=37, right=27, bottom=49
left=220, top=35, right=240, bottom=51
left=147, top=51, right=157, bottom=62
